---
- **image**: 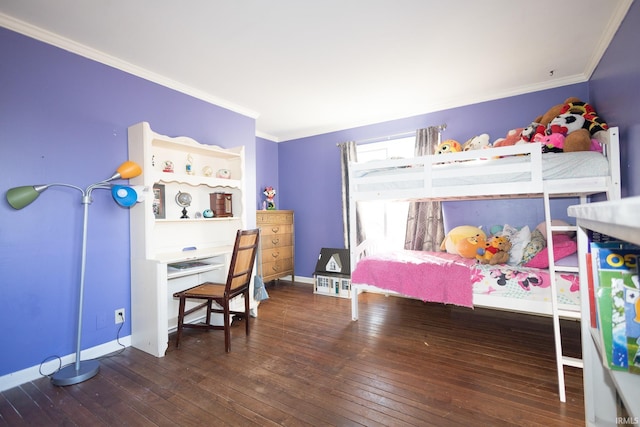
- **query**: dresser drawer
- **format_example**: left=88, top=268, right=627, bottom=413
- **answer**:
left=261, top=223, right=292, bottom=237
left=261, top=233, right=292, bottom=250
left=257, top=211, right=294, bottom=225
left=263, top=258, right=293, bottom=277
left=262, top=246, right=293, bottom=262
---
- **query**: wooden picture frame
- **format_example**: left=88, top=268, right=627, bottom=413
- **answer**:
left=153, top=184, right=165, bottom=219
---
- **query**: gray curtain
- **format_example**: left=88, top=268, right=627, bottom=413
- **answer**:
left=404, top=126, right=445, bottom=251
left=339, top=141, right=365, bottom=249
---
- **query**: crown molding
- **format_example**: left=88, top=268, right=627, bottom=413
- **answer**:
left=0, top=13, right=260, bottom=121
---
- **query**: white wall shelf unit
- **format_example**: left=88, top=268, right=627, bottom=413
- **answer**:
left=568, top=196, right=640, bottom=427
left=127, top=121, right=254, bottom=357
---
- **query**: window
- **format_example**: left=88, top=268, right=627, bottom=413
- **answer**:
left=356, top=136, right=414, bottom=250
left=317, top=276, right=329, bottom=289
left=357, top=136, right=415, bottom=163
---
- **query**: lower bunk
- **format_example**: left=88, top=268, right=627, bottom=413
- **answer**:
left=350, top=249, right=580, bottom=322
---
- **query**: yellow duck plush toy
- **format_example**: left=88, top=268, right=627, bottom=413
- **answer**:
left=441, top=225, right=486, bottom=255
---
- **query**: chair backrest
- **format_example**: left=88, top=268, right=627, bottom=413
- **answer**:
left=225, top=228, right=260, bottom=295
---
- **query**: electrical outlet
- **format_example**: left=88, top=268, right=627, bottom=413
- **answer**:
left=115, top=308, right=125, bottom=324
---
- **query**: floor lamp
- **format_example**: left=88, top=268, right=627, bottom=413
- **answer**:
left=6, top=160, right=142, bottom=386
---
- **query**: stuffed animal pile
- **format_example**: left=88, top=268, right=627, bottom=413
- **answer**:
left=444, top=97, right=609, bottom=154
left=440, top=221, right=579, bottom=268
left=528, top=97, right=608, bottom=153
left=440, top=225, right=513, bottom=265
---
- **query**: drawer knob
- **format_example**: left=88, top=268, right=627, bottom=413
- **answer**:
left=271, top=226, right=279, bottom=233
left=271, top=238, right=279, bottom=245
left=271, top=252, right=279, bottom=258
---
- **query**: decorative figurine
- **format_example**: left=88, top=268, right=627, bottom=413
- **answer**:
left=163, top=160, right=174, bottom=173
left=186, top=154, right=194, bottom=175
left=175, top=191, right=192, bottom=219
left=202, top=166, right=213, bottom=177
left=216, top=168, right=231, bottom=179
left=263, top=186, right=276, bottom=210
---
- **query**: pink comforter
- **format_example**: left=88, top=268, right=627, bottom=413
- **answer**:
left=351, top=251, right=477, bottom=308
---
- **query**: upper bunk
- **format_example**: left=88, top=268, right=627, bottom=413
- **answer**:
left=349, top=127, right=621, bottom=203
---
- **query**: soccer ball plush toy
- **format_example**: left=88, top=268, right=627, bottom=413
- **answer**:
left=543, top=113, right=603, bottom=153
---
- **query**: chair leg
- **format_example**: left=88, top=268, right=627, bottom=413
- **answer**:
left=224, top=299, right=231, bottom=352
left=176, top=296, right=186, bottom=348
left=244, top=290, right=250, bottom=337
left=205, top=298, right=212, bottom=326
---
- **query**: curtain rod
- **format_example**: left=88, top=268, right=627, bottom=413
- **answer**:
left=336, top=123, right=447, bottom=146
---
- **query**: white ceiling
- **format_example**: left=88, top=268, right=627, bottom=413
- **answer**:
left=0, top=0, right=633, bottom=142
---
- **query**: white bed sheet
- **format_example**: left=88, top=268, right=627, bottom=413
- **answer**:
left=355, top=151, right=609, bottom=192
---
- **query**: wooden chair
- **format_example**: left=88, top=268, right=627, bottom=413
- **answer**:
left=173, top=229, right=260, bottom=352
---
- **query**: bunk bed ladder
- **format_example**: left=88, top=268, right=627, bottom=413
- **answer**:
left=543, top=192, right=586, bottom=403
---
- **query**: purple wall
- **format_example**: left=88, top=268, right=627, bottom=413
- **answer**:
left=0, top=27, right=256, bottom=376
left=589, top=1, right=640, bottom=198
left=256, top=136, right=279, bottom=210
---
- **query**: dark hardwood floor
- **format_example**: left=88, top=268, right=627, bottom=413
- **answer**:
left=1, top=281, right=585, bottom=426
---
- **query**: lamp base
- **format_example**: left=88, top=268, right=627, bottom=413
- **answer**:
left=51, top=359, right=100, bottom=386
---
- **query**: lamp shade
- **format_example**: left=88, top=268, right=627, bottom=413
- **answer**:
left=6, top=185, right=42, bottom=210
left=116, top=161, right=142, bottom=179
left=111, top=185, right=138, bottom=207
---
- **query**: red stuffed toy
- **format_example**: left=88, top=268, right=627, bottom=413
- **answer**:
left=493, top=128, right=525, bottom=147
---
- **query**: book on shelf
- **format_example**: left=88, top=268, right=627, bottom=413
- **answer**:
left=591, top=240, right=640, bottom=374
left=625, top=276, right=640, bottom=375
left=586, top=252, right=597, bottom=329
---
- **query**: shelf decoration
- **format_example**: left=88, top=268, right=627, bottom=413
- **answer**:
left=176, top=191, right=192, bottom=219
left=186, top=154, right=194, bottom=175
left=153, top=184, right=165, bottom=219
left=216, top=168, right=231, bottom=179
left=263, top=186, right=276, bottom=210
left=210, top=192, right=233, bottom=217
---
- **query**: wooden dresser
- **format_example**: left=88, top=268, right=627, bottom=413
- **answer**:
left=256, top=210, right=294, bottom=283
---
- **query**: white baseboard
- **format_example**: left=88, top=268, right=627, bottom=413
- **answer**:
left=277, top=275, right=313, bottom=284
left=0, top=336, right=131, bottom=392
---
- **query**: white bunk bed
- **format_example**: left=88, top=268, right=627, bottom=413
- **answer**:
left=348, top=127, right=622, bottom=403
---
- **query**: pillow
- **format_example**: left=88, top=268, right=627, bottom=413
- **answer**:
left=521, top=229, right=546, bottom=264
left=498, top=224, right=531, bottom=265
left=524, top=234, right=577, bottom=268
